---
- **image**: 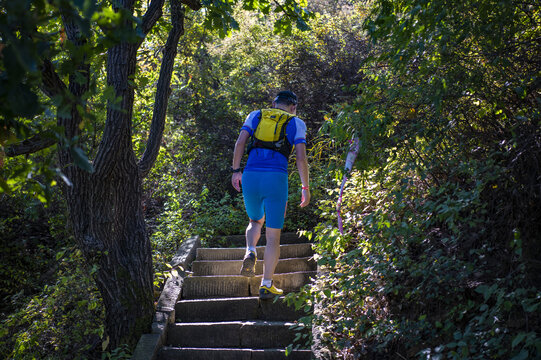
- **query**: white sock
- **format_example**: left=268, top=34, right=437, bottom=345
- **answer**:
left=246, top=246, right=256, bottom=254
left=261, top=279, right=272, bottom=288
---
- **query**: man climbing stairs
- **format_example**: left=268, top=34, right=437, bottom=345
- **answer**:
left=159, top=232, right=316, bottom=359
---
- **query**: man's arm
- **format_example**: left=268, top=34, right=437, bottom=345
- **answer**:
left=231, top=130, right=250, bottom=192
left=295, top=143, right=310, bottom=207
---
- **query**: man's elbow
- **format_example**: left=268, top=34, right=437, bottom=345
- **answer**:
left=236, top=131, right=250, bottom=147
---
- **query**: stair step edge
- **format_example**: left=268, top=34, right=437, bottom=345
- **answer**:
left=171, top=320, right=299, bottom=326
left=193, top=256, right=314, bottom=263
left=186, top=270, right=316, bottom=278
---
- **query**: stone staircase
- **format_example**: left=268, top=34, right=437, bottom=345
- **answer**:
left=159, top=232, right=315, bottom=360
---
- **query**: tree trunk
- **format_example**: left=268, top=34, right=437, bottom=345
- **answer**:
left=65, top=165, right=154, bottom=349
left=3, top=0, right=194, bottom=350
left=96, top=41, right=154, bottom=349
left=61, top=37, right=155, bottom=349
left=55, top=0, right=188, bottom=349
left=89, top=168, right=154, bottom=349
left=59, top=5, right=155, bottom=349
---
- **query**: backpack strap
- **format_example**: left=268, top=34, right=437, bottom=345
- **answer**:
left=270, top=115, right=293, bottom=158
left=246, top=110, right=262, bottom=155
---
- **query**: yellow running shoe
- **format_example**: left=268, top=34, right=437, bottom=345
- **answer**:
left=240, top=250, right=257, bottom=277
left=259, top=282, right=283, bottom=300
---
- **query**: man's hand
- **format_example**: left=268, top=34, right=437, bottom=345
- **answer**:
left=300, top=188, right=310, bottom=207
left=232, top=172, right=242, bottom=192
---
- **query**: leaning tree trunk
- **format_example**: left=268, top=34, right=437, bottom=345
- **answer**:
left=57, top=0, right=188, bottom=349
left=92, top=39, right=155, bottom=347
left=3, top=0, right=194, bottom=348
left=57, top=33, right=155, bottom=349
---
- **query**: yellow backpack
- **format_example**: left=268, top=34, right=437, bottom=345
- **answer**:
left=247, top=108, right=294, bottom=158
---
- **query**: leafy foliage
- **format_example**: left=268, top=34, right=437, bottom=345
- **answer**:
left=0, top=189, right=69, bottom=313
left=287, top=0, right=541, bottom=358
left=0, top=247, right=105, bottom=359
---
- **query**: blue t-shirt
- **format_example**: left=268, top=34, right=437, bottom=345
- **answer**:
left=241, top=109, right=307, bottom=174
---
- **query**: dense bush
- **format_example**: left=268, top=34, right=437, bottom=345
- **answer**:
left=0, top=197, right=62, bottom=315
left=287, top=0, right=541, bottom=358
left=0, top=247, right=105, bottom=359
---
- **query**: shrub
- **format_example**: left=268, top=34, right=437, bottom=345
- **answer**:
left=1, top=247, right=105, bottom=359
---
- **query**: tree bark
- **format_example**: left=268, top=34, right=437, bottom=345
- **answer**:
left=5, top=132, right=56, bottom=157
left=6, top=0, right=188, bottom=349
left=71, top=0, right=155, bottom=348
left=57, top=0, right=167, bottom=349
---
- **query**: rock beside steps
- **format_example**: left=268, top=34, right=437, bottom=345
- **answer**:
left=159, top=233, right=315, bottom=360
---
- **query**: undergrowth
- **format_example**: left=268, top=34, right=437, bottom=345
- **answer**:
left=288, top=162, right=541, bottom=358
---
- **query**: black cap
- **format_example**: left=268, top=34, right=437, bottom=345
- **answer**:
left=274, top=90, right=297, bottom=105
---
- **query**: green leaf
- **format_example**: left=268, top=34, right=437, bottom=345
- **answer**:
left=56, top=250, right=66, bottom=260
left=475, top=284, right=497, bottom=302
left=512, top=333, right=527, bottom=348
left=7, top=84, right=41, bottom=119
left=285, top=344, right=292, bottom=356
left=296, top=17, right=309, bottom=31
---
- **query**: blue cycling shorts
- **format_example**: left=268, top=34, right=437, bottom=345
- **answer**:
left=242, top=171, right=288, bottom=229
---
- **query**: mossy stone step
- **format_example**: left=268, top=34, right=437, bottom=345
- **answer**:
left=166, top=320, right=307, bottom=349
left=181, top=271, right=316, bottom=299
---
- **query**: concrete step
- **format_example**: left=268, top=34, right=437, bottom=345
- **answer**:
left=175, top=296, right=307, bottom=322
left=207, top=232, right=310, bottom=247
left=192, top=256, right=316, bottom=276
left=159, top=347, right=312, bottom=360
left=181, top=271, right=316, bottom=299
left=166, top=320, right=307, bottom=349
left=196, top=243, right=313, bottom=261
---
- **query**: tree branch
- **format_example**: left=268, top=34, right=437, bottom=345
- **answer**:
left=10, top=7, right=91, bottom=164
left=140, top=0, right=165, bottom=35
left=138, top=1, right=185, bottom=178
left=137, top=0, right=199, bottom=43
left=56, top=5, right=91, bottom=176
left=9, top=7, right=88, bottom=158
left=5, top=132, right=56, bottom=157
left=39, top=59, right=67, bottom=98
left=179, top=0, right=201, bottom=11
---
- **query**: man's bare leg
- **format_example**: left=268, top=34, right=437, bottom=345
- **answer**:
left=246, top=217, right=264, bottom=249
left=262, top=227, right=281, bottom=281
left=240, top=217, right=264, bottom=277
